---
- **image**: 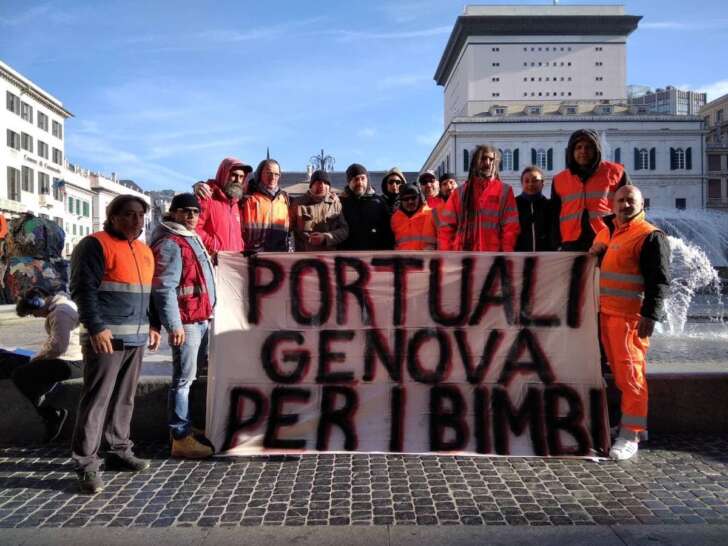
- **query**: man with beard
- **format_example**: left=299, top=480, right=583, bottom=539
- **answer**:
left=418, top=170, right=444, bottom=209
left=339, top=163, right=394, bottom=250
left=551, top=129, right=631, bottom=251
left=438, top=173, right=458, bottom=203
left=195, top=157, right=252, bottom=257
left=391, top=183, right=437, bottom=250
left=291, top=170, right=349, bottom=251
left=380, top=167, right=406, bottom=215
left=438, top=145, right=519, bottom=251
left=242, top=159, right=291, bottom=253
left=589, top=185, right=670, bottom=460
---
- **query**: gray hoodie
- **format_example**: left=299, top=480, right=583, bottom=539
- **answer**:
left=150, top=221, right=216, bottom=331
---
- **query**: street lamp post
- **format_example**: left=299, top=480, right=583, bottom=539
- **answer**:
left=310, top=149, right=335, bottom=172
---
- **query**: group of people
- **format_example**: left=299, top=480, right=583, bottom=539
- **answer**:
left=0, top=127, right=670, bottom=494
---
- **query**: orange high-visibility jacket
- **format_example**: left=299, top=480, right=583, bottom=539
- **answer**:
left=391, top=206, right=437, bottom=250
left=242, top=190, right=290, bottom=252
left=437, top=178, right=519, bottom=251
left=553, top=161, right=624, bottom=244
left=595, top=212, right=659, bottom=318
left=82, top=230, right=155, bottom=346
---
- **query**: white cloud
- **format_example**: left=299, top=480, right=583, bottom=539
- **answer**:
left=357, top=128, right=377, bottom=138
left=641, top=19, right=728, bottom=31
left=697, top=80, right=728, bottom=101
left=330, top=26, right=451, bottom=42
left=378, top=2, right=440, bottom=24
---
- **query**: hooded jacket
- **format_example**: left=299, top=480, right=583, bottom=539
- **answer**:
left=339, top=184, right=394, bottom=251
left=196, top=157, right=246, bottom=254
left=391, top=184, right=437, bottom=250
left=291, top=190, right=349, bottom=251
left=150, top=221, right=216, bottom=330
left=34, top=293, right=82, bottom=362
left=551, top=129, right=631, bottom=251
left=380, top=168, right=406, bottom=215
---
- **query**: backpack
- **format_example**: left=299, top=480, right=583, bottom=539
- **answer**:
left=7, top=213, right=65, bottom=259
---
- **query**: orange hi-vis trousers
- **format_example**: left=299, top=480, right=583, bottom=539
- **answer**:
left=599, top=312, right=649, bottom=434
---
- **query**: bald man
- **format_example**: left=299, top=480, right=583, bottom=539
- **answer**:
left=589, top=186, right=670, bottom=460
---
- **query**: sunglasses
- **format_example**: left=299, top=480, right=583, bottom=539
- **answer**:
left=387, top=179, right=402, bottom=185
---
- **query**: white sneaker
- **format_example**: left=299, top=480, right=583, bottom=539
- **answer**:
left=609, top=437, right=639, bottom=460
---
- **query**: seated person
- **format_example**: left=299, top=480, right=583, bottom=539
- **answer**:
left=0, top=288, right=83, bottom=442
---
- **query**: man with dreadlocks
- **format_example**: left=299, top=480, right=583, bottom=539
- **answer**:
left=551, top=129, right=631, bottom=251
left=437, top=145, right=519, bottom=251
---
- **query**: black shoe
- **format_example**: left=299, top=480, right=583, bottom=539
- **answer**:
left=104, top=452, right=150, bottom=472
left=42, top=408, right=68, bottom=443
left=77, top=471, right=104, bottom=494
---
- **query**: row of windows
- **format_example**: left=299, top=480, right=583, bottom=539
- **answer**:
left=6, top=92, right=63, bottom=138
left=458, top=146, right=695, bottom=173
left=6, top=166, right=65, bottom=201
left=522, top=77, right=573, bottom=82
left=67, top=196, right=91, bottom=217
left=65, top=223, right=91, bottom=237
left=522, top=92, right=573, bottom=97
left=523, top=61, right=572, bottom=67
left=6, top=129, right=62, bottom=163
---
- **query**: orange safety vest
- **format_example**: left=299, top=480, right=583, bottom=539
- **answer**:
left=596, top=212, right=658, bottom=317
left=86, top=230, right=155, bottom=345
left=391, top=206, right=437, bottom=250
left=553, top=161, right=624, bottom=243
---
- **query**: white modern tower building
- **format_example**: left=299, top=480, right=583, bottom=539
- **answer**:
left=423, top=5, right=705, bottom=210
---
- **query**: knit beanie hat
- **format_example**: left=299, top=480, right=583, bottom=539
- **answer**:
left=346, top=163, right=368, bottom=181
left=170, top=193, right=201, bottom=211
left=439, top=172, right=456, bottom=183
left=310, top=169, right=331, bottom=187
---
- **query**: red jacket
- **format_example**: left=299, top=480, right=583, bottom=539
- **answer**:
left=437, top=177, right=519, bottom=251
left=196, top=157, right=246, bottom=254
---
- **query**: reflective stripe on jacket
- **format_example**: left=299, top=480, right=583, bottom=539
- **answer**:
left=596, top=212, right=658, bottom=317
left=242, top=190, right=290, bottom=252
left=391, top=206, right=437, bottom=250
left=553, top=161, right=623, bottom=244
left=80, top=230, right=154, bottom=346
left=437, top=177, right=519, bottom=251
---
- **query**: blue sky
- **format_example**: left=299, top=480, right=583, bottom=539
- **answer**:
left=1, top=0, right=726, bottom=191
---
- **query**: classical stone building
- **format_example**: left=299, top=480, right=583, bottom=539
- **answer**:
left=422, top=5, right=705, bottom=210
left=1, top=61, right=151, bottom=257
left=702, top=93, right=728, bottom=209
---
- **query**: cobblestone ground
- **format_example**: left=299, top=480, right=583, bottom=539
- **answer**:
left=1, top=434, right=727, bottom=529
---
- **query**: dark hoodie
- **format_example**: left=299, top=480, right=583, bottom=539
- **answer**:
left=550, top=129, right=631, bottom=251
left=380, top=168, right=406, bottom=215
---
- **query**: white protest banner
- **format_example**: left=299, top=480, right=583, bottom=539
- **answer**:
left=206, top=251, right=609, bottom=457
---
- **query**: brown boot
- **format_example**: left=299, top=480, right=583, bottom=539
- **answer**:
left=171, top=434, right=214, bottom=459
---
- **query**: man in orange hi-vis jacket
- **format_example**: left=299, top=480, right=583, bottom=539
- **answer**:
left=391, top=183, right=437, bottom=250
left=437, top=145, right=519, bottom=251
left=589, top=185, right=670, bottom=461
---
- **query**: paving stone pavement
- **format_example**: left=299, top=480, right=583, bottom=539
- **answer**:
left=0, top=433, right=727, bottom=530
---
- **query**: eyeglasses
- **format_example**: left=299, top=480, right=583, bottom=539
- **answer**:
left=177, top=208, right=200, bottom=216
left=400, top=195, right=418, bottom=202
left=387, top=179, right=402, bottom=185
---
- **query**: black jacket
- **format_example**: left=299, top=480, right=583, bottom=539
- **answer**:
left=515, top=193, right=557, bottom=252
left=339, top=187, right=394, bottom=251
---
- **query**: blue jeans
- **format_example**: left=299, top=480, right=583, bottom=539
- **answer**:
left=168, top=321, right=208, bottom=439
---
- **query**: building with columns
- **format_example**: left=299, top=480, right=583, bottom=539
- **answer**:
left=1, top=61, right=151, bottom=257
left=701, top=93, right=728, bottom=209
left=423, top=5, right=705, bottom=210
